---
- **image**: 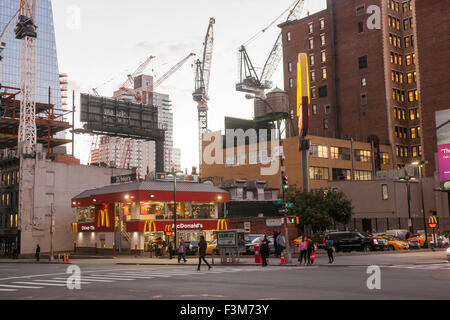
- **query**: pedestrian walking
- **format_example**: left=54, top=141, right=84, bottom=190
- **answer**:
left=178, top=239, right=187, bottom=263
left=168, top=242, right=174, bottom=260
left=35, top=244, right=40, bottom=262
left=276, top=233, right=286, bottom=256
left=197, top=235, right=211, bottom=271
left=298, top=236, right=307, bottom=265
left=326, top=235, right=334, bottom=264
left=260, top=235, right=270, bottom=267
left=307, top=238, right=315, bottom=266
left=273, top=231, right=279, bottom=256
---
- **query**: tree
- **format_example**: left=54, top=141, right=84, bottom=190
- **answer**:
left=324, top=190, right=354, bottom=229
left=287, top=188, right=354, bottom=233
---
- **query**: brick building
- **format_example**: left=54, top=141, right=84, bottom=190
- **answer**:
left=279, top=0, right=421, bottom=169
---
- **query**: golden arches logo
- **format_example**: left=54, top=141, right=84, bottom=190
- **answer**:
left=144, top=220, right=157, bottom=233
left=97, top=209, right=110, bottom=228
left=71, top=223, right=78, bottom=233
left=165, top=225, right=173, bottom=233
left=217, top=219, right=229, bottom=231
left=428, top=216, right=438, bottom=225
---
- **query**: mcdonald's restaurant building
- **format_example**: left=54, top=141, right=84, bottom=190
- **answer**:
left=70, top=181, right=229, bottom=253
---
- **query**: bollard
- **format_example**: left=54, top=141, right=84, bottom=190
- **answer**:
left=135, top=245, right=137, bottom=258
left=73, top=241, right=77, bottom=253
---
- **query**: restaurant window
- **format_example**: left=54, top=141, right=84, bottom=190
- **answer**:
left=77, top=206, right=95, bottom=223
left=309, top=167, right=329, bottom=180
left=191, top=203, right=215, bottom=219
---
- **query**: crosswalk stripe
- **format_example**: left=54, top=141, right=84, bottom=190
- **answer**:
left=35, top=280, right=92, bottom=285
left=0, top=284, right=43, bottom=289
left=102, top=273, right=155, bottom=279
left=85, top=275, right=135, bottom=281
left=0, top=288, right=17, bottom=292
left=14, top=282, right=66, bottom=287
left=121, top=273, right=172, bottom=278
left=52, top=277, right=113, bottom=283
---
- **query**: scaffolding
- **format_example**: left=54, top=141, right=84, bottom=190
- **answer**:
left=0, top=85, right=73, bottom=159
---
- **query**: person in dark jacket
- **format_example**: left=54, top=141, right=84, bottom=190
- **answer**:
left=326, top=235, right=334, bottom=264
left=260, top=235, right=270, bottom=267
left=273, top=231, right=279, bottom=257
left=306, top=239, right=315, bottom=266
left=197, top=235, right=211, bottom=271
left=35, top=244, right=40, bottom=262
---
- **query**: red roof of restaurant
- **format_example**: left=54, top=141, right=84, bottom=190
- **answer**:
left=71, top=180, right=229, bottom=207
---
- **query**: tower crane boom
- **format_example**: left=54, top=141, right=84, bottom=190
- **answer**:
left=152, top=52, right=196, bottom=91
left=236, top=0, right=305, bottom=96
left=113, top=55, right=155, bottom=99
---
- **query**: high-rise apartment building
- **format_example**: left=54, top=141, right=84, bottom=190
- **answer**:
left=0, top=0, right=62, bottom=112
left=280, top=0, right=421, bottom=169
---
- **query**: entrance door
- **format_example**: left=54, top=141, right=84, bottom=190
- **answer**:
left=362, top=219, right=372, bottom=233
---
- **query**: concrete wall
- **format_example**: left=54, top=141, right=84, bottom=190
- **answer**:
left=19, top=155, right=130, bottom=255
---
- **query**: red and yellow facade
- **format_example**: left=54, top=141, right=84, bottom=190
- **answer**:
left=70, top=181, right=230, bottom=252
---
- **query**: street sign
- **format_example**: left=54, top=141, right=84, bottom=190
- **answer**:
left=276, top=200, right=284, bottom=205
left=286, top=203, right=294, bottom=208
left=278, top=209, right=288, bottom=214
left=111, top=173, right=137, bottom=184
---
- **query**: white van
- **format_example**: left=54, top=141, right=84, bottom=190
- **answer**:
left=386, top=229, right=412, bottom=240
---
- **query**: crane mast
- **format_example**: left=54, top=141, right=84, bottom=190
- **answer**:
left=16, top=0, right=38, bottom=155
left=193, top=18, right=215, bottom=175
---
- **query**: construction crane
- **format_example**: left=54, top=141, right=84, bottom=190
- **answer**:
left=15, top=0, right=38, bottom=155
left=193, top=18, right=215, bottom=175
left=106, top=55, right=155, bottom=99
left=236, top=0, right=305, bottom=97
left=0, top=9, right=20, bottom=94
left=152, top=52, right=196, bottom=91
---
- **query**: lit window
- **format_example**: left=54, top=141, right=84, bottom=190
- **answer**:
left=287, top=32, right=291, bottom=41
left=312, top=104, right=317, bottom=115
left=309, top=38, right=314, bottom=49
left=308, top=23, right=313, bottom=34
left=310, top=70, right=316, bottom=82
left=322, top=68, right=327, bottom=79
left=321, top=35, right=326, bottom=46
left=310, top=55, right=315, bottom=66
left=411, top=127, right=416, bottom=139
left=410, top=109, right=415, bottom=120
left=320, top=19, right=325, bottom=30
left=288, top=62, right=292, bottom=73
left=321, top=51, right=326, bottom=63
left=361, top=77, right=367, bottom=87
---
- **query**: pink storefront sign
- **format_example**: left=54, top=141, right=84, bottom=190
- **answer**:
left=438, top=143, right=450, bottom=182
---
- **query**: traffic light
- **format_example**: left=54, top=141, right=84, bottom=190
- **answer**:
left=282, top=175, right=289, bottom=190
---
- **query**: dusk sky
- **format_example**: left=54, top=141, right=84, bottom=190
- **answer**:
left=52, top=0, right=327, bottom=171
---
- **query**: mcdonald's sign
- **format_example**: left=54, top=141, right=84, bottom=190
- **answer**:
left=144, top=220, right=157, bottom=233
left=70, top=223, right=78, bottom=233
left=165, top=224, right=174, bottom=236
left=217, top=219, right=229, bottom=231
left=97, top=208, right=110, bottom=228
left=428, top=216, right=438, bottom=229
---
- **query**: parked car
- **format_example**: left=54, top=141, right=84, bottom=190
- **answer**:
left=407, top=234, right=433, bottom=248
left=185, top=241, right=200, bottom=255
left=379, top=235, right=410, bottom=251
left=324, top=231, right=387, bottom=252
left=206, top=240, right=218, bottom=255
left=246, top=236, right=276, bottom=255
left=244, top=234, right=264, bottom=254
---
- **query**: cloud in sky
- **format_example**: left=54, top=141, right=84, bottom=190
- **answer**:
left=52, top=0, right=326, bottom=169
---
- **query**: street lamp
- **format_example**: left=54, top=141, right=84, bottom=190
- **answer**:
left=167, top=171, right=184, bottom=250
left=399, top=173, right=416, bottom=233
left=410, top=160, right=429, bottom=248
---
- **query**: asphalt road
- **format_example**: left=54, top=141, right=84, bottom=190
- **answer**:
left=0, top=251, right=449, bottom=300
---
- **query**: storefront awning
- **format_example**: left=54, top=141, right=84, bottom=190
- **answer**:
left=72, top=180, right=229, bottom=207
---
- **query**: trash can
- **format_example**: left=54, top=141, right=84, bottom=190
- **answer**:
left=254, top=244, right=262, bottom=264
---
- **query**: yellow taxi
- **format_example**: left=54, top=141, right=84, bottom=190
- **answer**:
left=407, top=234, right=433, bottom=248
left=206, top=240, right=217, bottom=255
left=374, top=235, right=409, bottom=251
